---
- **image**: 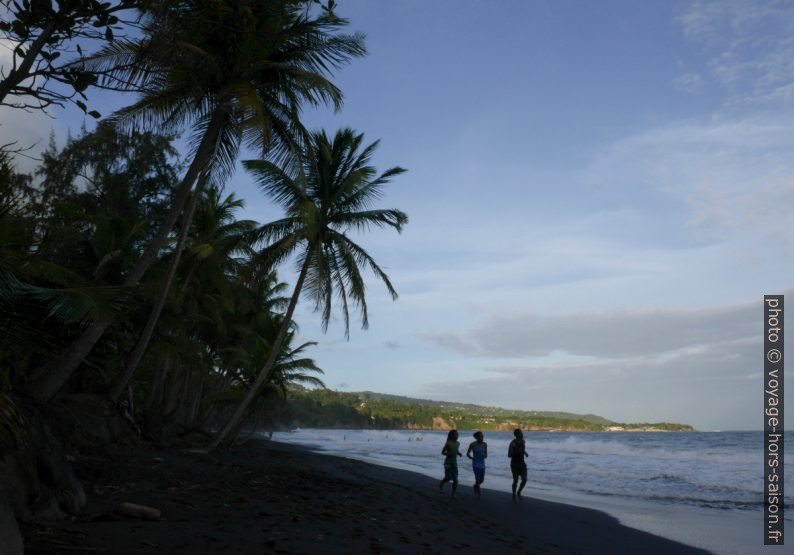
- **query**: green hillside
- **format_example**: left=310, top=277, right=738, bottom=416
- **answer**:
left=269, top=388, right=694, bottom=432
left=356, top=391, right=614, bottom=425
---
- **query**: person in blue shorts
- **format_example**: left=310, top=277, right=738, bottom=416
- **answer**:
left=466, top=431, right=488, bottom=497
left=438, top=429, right=462, bottom=495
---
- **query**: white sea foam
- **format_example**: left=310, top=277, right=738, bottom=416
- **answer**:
left=527, top=435, right=759, bottom=464
left=271, top=429, right=791, bottom=512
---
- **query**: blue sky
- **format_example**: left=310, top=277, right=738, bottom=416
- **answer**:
left=4, top=0, right=793, bottom=430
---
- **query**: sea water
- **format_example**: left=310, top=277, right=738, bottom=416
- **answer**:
left=269, top=429, right=791, bottom=554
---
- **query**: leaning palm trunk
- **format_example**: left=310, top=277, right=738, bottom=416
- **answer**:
left=208, top=253, right=312, bottom=450
left=108, top=175, right=207, bottom=400
left=176, top=367, right=192, bottom=420
left=187, top=374, right=205, bottom=427
left=26, top=108, right=226, bottom=400
left=146, top=356, right=169, bottom=410
left=162, top=364, right=183, bottom=418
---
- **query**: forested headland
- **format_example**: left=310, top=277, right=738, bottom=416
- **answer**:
left=269, top=388, right=695, bottom=432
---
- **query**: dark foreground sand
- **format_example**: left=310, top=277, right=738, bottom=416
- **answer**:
left=21, top=440, right=711, bottom=554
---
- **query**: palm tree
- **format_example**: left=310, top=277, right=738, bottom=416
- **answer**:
left=209, top=127, right=407, bottom=449
left=244, top=337, right=325, bottom=437
left=215, top=327, right=325, bottom=439
left=107, top=186, right=257, bottom=399
left=138, top=208, right=289, bottom=430
left=28, top=0, right=366, bottom=400
left=178, top=187, right=258, bottom=295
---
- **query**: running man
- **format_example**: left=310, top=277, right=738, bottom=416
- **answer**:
left=466, top=431, right=488, bottom=497
left=508, top=428, right=528, bottom=500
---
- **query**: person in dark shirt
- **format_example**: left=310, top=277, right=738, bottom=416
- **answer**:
left=438, top=429, right=462, bottom=496
left=508, top=428, right=528, bottom=500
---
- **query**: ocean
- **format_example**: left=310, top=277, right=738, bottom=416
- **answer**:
left=269, top=429, right=792, bottom=554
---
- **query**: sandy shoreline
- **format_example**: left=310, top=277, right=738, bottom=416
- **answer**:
left=21, top=439, right=711, bottom=554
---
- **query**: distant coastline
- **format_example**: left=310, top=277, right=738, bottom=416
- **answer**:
left=276, top=425, right=694, bottom=433
left=268, top=388, right=695, bottom=433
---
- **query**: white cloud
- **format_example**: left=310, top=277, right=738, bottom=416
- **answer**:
left=421, top=295, right=763, bottom=359
left=0, top=36, right=67, bottom=173
left=673, top=71, right=705, bottom=94
left=0, top=105, right=61, bottom=173
left=586, top=114, right=794, bottom=249
left=677, top=0, right=727, bottom=40
left=416, top=323, right=784, bottom=430
left=413, top=286, right=793, bottom=430
left=677, top=0, right=794, bottom=105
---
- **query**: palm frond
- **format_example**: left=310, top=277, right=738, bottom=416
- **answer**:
left=332, top=231, right=398, bottom=301
left=330, top=209, right=408, bottom=233
left=243, top=159, right=308, bottom=209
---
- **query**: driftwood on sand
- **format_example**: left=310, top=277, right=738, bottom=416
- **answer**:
left=115, top=502, right=161, bottom=520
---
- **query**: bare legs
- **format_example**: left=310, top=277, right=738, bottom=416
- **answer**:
left=439, top=477, right=458, bottom=495
left=511, top=469, right=527, bottom=501
left=473, top=469, right=484, bottom=498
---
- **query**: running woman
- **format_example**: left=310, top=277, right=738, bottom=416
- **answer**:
left=438, top=429, right=462, bottom=495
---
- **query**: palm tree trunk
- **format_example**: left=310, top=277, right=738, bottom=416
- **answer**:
left=25, top=108, right=226, bottom=401
left=176, top=367, right=192, bottom=422
left=146, top=355, right=169, bottom=410
left=188, top=374, right=205, bottom=427
left=107, top=176, right=206, bottom=400
left=180, top=258, right=201, bottom=294
left=208, top=252, right=312, bottom=450
left=163, top=364, right=183, bottom=418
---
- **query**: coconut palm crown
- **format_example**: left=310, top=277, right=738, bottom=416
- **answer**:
left=245, top=127, right=408, bottom=336
left=94, top=0, right=367, bottom=179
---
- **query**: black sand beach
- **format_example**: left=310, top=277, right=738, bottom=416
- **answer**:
left=20, top=440, right=712, bottom=554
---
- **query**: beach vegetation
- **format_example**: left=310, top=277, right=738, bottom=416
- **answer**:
left=1, top=120, right=331, bottom=436
left=0, top=0, right=410, bottom=534
left=25, top=0, right=366, bottom=401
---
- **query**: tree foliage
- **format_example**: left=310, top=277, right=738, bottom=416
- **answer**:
left=2, top=1, right=411, bottom=452
left=28, top=0, right=367, bottom=402
left=2, top=125, right=326, bottom=436
left=0, top=0, right=140, bottom=114
left=271, top=388, right=696, bottom=432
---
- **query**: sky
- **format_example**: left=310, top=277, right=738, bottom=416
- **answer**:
left=3, top=0, right=794, bottom=430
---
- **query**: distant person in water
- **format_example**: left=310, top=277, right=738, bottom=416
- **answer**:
left=466, top=431, right=488, bottom=497
left=508, top=428, right=528, bottom=501
left=438, top=429, right=462, bottom=495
